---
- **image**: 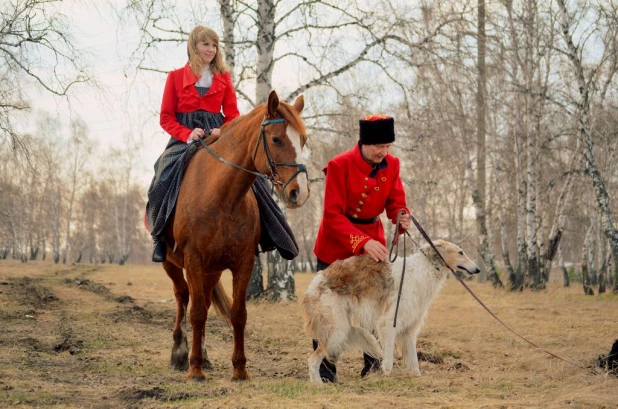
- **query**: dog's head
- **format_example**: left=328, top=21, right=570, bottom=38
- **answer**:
left=422, top=240, right=481, bottom=276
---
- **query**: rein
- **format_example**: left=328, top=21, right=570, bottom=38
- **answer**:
left=405, top=215, right=588, bottom=371
left=199, top=117, right=308, bottom=202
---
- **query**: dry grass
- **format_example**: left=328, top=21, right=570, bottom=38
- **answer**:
left=0, top=259, right=617, bottom=408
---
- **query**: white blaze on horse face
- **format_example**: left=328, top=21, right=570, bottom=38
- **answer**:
left=287, top=125, right=309, bottom=205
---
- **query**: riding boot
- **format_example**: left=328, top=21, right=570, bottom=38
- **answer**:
left=152, top=238, right=167, bottom=263
left=313, top=339, right=337, bottom=383
left=360, top=353, right=381, bottom=378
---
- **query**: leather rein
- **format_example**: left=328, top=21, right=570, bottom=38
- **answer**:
left=199, top=117, right=308, bottom=202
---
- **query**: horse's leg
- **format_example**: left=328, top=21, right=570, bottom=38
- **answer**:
left=200, top=271, right=223, bottom=371
left=184, top=261, right=209, bottom=382
left=229, top=256, right=254, bottom=381
left=162, top=261, right=189, bottom=371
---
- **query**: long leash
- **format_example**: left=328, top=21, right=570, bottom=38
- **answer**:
left=389, top=211, right=409, bottom=328
left=396, top=214, right=588, bottom=371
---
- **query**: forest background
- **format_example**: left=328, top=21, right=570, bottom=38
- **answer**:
left=2, top=0, right=618, bottom=300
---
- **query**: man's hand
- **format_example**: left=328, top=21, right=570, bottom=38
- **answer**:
left=399, top=213, right=411, bottom=230
left=363, top=239, right=388, bottom=262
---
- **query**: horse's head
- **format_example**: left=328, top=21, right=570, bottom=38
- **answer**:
left=254, top=90, right=310, bottom=208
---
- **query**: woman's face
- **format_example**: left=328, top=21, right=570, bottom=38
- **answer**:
left=196, top=39, right=217, bottom=65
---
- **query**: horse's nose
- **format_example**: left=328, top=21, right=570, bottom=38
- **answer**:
left=288, top=189, right=299, bottom=204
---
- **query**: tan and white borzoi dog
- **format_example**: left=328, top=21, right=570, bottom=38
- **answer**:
left=302, top=240, right=480, bottom=383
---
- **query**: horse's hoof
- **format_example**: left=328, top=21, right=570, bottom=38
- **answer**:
left=171, top=342, right=189, bottom=371
left=231, top=370, right=250, bottom=381
left=203, top=358, right=213, bottom=371
left=186, top=369, right=207, bottom=382
left=170, top=356, right=189, bottom=371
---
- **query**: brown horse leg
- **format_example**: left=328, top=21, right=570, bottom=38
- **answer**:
left=200, top=273, right=222, bottom=372
left=229, top=257, right=254, bottom=381
left=185, top=266, right=223, bottom=382
left=162, top=261, right=189, bottom=371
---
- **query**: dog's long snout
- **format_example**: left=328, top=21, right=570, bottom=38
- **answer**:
left=457, top=264, right=481, bottom=275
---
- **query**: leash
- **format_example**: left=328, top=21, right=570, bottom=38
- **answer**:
left=389, top=211, right=410, bottom=328
left=409, top=214, right=588, bottom=371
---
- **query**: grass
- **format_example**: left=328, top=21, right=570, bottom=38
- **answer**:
left=0, top=259, right=617, bottom=408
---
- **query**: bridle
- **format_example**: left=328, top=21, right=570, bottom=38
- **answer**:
left=252, top=118, right=308, bottom=195
left=199, top=117, right=308, bottom=203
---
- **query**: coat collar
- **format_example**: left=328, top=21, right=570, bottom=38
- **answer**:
left=353, top=142, right=389, bottom=176
left=182, top=63, right=228, bottom=94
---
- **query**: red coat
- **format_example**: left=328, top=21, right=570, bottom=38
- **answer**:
left=313, top=143, right=410, bottom=265
left=160, top=64, right=240, bottom=143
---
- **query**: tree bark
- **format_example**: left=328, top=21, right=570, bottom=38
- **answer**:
left=558, top=244, right=569, bottom=287
left=557, top=0, right=618, bottom=290
left=246, top=255, right=264, bottom=301
left=582, top=224, right=594, bottom=295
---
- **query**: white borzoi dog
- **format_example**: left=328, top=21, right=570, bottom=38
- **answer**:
left=302, top=240, right=480, bottom=383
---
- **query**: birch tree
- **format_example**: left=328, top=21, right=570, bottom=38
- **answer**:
left=0, top=0, right=93, bottom=152
left=61, top=119, right=93, bottom=264
left=557, top=0, right=618, bottom=293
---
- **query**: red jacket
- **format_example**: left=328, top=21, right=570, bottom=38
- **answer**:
left=160, top=64, right=240, bottom=143
left=313, top=143, right=410, bottom=265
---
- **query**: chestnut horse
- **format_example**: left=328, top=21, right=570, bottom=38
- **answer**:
left=161, top=91, right=309, bottom=381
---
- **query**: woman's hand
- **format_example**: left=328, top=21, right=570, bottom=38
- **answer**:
left=187, top=128, right=205, bottom=142
left=363, top=239, right=389, bottom=262
left=210, top=128, right=221, bottom=136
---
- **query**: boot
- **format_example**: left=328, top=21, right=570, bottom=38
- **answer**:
left=360, top=353, right=381, bottom=377
left=152, top=238, right=167, bottom=262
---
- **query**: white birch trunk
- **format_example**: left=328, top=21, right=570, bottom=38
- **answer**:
left=557, top=0, right=618, bottom=292
left=523, top=0, right=540, bottom=289
left=255, top=0, right=276, bottom=104
left=558, top=244, right=569, bottom=287
left=218, top=0, right=236, bottom=78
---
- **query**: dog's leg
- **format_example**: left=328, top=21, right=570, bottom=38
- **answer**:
left=379, top=326, right=397, bottom=376
left=349, top=327, right=382, bottom=360
left=402, top=327, right=422, bottom=376
left=308, top=346, right=326, bottom=384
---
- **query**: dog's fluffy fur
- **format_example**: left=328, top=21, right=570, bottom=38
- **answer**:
left=302, top=240, right=480, bottom=383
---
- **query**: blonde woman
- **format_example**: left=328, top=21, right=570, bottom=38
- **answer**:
left=147, top=26, right=239, bottom=262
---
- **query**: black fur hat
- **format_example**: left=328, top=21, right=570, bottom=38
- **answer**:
left=359, top=115, right=395, bottom=145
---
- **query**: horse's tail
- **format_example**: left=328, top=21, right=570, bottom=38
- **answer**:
left=211, top=281, right=232, bottom=325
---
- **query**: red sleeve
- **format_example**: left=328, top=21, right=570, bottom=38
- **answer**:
left=159, top=71, right=192, bottom=143
left=222, top=72, right=240, bottom=124
left=323, top=159, right=372, bottom=255
left=385, top=157, right=410, bottom=233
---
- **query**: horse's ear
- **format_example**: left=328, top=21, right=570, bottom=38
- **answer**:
left=267, top=90, right=279, bottom=118
left=293, top=95, right=304, bottom=113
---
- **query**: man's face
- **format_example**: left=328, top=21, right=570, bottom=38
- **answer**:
left=361, top=143, right=392, bottom=164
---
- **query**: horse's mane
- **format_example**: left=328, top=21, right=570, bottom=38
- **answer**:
left=222, top=100, right=307, bottom=144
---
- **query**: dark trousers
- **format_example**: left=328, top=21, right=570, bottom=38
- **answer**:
left=312, top=259, right=380, bottom=381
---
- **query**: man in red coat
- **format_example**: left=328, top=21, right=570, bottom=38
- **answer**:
left=313, top=114, right=411, bottom=382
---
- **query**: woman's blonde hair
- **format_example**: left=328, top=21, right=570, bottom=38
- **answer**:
left=187, top=26, right=229, bottom=76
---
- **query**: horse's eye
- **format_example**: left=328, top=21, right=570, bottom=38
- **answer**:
left=272, top=137, right=282, bottom=146
left=458, top=251, right=463, bottom=255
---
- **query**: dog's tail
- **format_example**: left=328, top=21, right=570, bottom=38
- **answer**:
left=348, top=326, right=382, bottom=359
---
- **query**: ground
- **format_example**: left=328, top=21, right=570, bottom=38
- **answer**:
left=0, top=260, right=617, bottom=408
